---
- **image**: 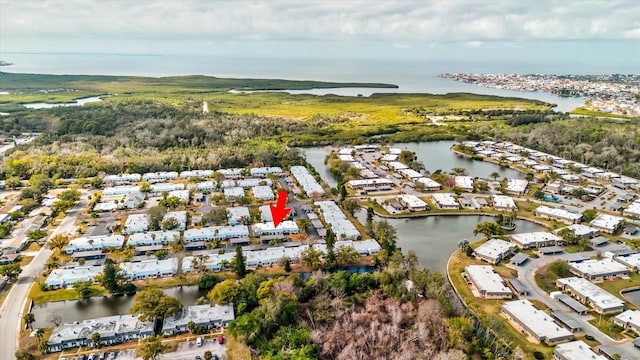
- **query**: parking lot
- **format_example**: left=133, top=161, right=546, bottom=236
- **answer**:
left=160, top=338, right=226, bottom=360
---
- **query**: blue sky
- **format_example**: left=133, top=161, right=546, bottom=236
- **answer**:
left=1, top=0, right=639, bottom=64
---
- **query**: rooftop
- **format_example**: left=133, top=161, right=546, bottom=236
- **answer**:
left=554, top=340, right=606, bottom=360
left=501, top=300, right=573, bottom=341
left=465, top=265, right=512, bottom=295
left=473, top=239, right=515, bottom=261
left=570, top=258, right=628, bottom=277
left=557, top=277, right=625, bottom=311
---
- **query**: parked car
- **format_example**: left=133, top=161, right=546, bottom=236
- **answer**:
left=196, top=336, right=203, bottom=346
left=217, top=335, right=225, bottom=345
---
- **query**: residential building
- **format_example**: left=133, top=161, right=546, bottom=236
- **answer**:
left=590, top=214, right=625, bottom=234
left=142, top=171, right=179, bottom=181
left=64, top=235, right=125, bottom=254
left=252, top=185, right=275, bottom=200
left=47, top=314, right=153, bottom=352
left=501, top=300, right=573, bottom=345
left=464, top=265, right=513, bottom=299
left=554, top=224, right=600, bottom=239
left=123, top=214, right=150, bottom=234
left=252, top=221, right=299, bottom=236
left=492, top=195, right=517, bottom=210
left=184, top=225, right=250, bottom=242
left=506, top=179, right=528, bottom=195
left=454, top=176, right=473, bottom=192
left=195, top=181, right=216, bottom=191
left=168, top=189, right=190, bottom=202
left=553, top=341, right=606, bottom=360
left=102, top=185, right=141, bottom=197
left=162, top=305, right=235, bottom=336
left=556, top=277, right=625, bottom=314
left=228, top=206, right=251, bottom=225
left=163, top=211, right=188, bottom=231
left=120, top=258, right=179, bottom=280
left=624, top=201, right=640, bottom=218
left=315, top=201, right=360, bottom=239
left=149, top=182, right=184, bottom=195
left=431, top=193, right=459, bottom=209
left=569, top=259, right=628, bottom=281
left=415, top=177, right=441, bottom=191
left=223, top=186, right=245, bottom=200
left=347, top=179, right=394, bottom=192
left=103, top=173, right=142, bottom=184
left=218, top=168, right=242, bottom=179
left=397, top=168, right=422, bottom=179
left=127, top=231, right=180, bottom=247
left=121, top=191, right=145, bottom=209
left=614, top=310, right=640, bottom=335
left=534, top=206, right=582, bottom=224
left=473, top=239, right=516, bottom=264
left=614, top=254, right=640, bottom=272
left=237, top=178, right=272, bottom=188
left=399, top=195, right=428, bottom=212
left=44, top=266, right=104, bottom=289
left=290, top=166, right=325, bottom=197
left=179, top=170, right=213, bottom=179
left=510, top=232, right=563, bottom=250
left=258, top=205, right=273, bottom=222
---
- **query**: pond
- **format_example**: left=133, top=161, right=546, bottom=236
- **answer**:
left=23, top=96, right=103, bottom=109
left=302, top=140, right=525, bottom=189
left=622, top=288, right=640, bottom=307
left=31, top=285, right=207, bottom=328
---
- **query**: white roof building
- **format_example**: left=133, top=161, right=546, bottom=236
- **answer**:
left=120, top=258, right=178, bottom=280
left=534, top=206, right=582, bottom=224
left=510, top=232, right=562, bottom=249
left=416, top=177, right=441, bottom=190
left=149, top=182, right=184, bottom=195
left=399, top=195, right=428, bottom=211
left=227, top=206, right=251, bottom=225
left=162, top=305, right=235, bottom=336
left=290, top=166, right=325, bottom=196
left=557, top=277, right=625, bottom=314
left=590, top=214, right=625, bottom=233
left=179, top=170, right=213, bottom=179
left=464, top=265, right=513, bottom=299
left=142, top=171, right=179, bottom=181
left=238, top=178, right=272, bottom=188
left=454, top=176, right=473, bottom=191
left=258, top=205, right=273, bottom=222
left=347, top=179, right=394, bottom=190
left=103, top=173, right=142, bottom=183
left=492, top=195, right=517, bottom=210
left=614, top=310, right=640, bottom=335
left=253, top=220, right=299, bottom=236
left=184, top=225, right=250, bottom=242
left=614, top=253, right=640, bottom=271
left=431, top=193, right=459, bottom=209
left=380, top=154, right=398, bottom=162
left=315, top=201, right=360, bottom=239
left=624, top=201, right=640, bottom=218
left=168, top=189, right=190, bottom=202
left=505, top=179, right=528, bottom=195
left=387, top=161, right=408, bottom=171
left=501, top=300, right=573, bottom=345
left=44, top=266, right=104, bottom=289
left=224, top=187, right=245, bottom=200
left=252, top=185, right=275, bottom=200
left=65, top=235, right=125, bottom=254
left=123, top=214, right=150, bottom=234
left=126, top=231, right=180, bottom=247
left=398, top=168, right=422, bottom=179
left=554, top=224, right=600, bottom=238
left=473, top=239, right=516, bottom=264
left=218, top=168, right=242, bottom=179
left=554, top=341, right=606, bottom=360
left=103, top=185, right=141, bottom=197
left=570, top=259, right=628, bottom=281
left=195, top=181, right=216, bottom=191
left=163, top=211, right=188, bottom=231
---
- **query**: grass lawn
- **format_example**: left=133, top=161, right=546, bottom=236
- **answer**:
left=597, top=272, right=640, bottom=309
left=29, top=280, right=107, bottom=304
left=588, top=313, right=626, bottom=340
left=20, top=255, right=35, bottom=266
left=534, top=261, right=570, bottom=294
left=226, top=335, right=252, bottom=360
left=447, top=248, right=554, bottom=359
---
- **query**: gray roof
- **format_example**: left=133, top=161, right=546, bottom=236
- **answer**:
left=507, top=278, right=528, bottom=294
left=162, top=304, right=235, bottom=331
left=556, top=293, right=589, bottom=313
left=590, top=236, right=609, bottom=246
left=510, top=253, right=529, bottom=265
left=539, top=245, right=564, bottom=254
left=551, top=311, right=583, bottom=330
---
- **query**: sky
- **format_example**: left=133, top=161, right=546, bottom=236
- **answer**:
left=1, top=0, right=639, bottom=64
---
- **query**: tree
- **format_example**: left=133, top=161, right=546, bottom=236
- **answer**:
left=154, top=249, right=168, bottom=260
left=533, top=189, right=545, bottom=199
left=35, top=327, right=45, bottom=342
left=5, top=176, right=22, bottom=189
left=57, top=189, right=81, bottom=202
left=139, top=336, right=166, bottom=360
left=100, top=258, right=126, bottom=293
left=91, top=332, right=102, bottom=348
left=336, top=245, right=361, bottom=266
left=374, top=220, right=397, bottom=253
left=159, top=196, right=183, bottom=209
left=48, top=234, right=70, bottom=252
left=339, top=184, right=347, bottom=202
left=300, top=244, right=323, bottom=268
left=23, top=312, right=35, bottom=330
left=0, top=263, right=22, bottom=281
left=282, top=257, right=292, bottom=272
left=203, top=207, right=228, bottom=225
left=204, top=350, right=213, bottom=360
left=233, top=245, right=247, bottom=277
left=557, top=228, right=578, bottom=245
left=130, top=288, right=183, bottom=323
left=473, top=221, right=502, bottom=238
left=148, top=206, right=167, bottom=231
left=198, top=273, right=218, bottom=290
left=489, top=172, right=500, bottom=181
left=451, top=167, right=468, bottom=176
left=15, top=349, right=35, bottom=360
left=140, top=182, right=151, bottom=193
left=38, top=339, right=49, bottom=355
left=208, top=279, right=241, bottom=304
left=324, top=229, right=337, bottom=269
left=161, top=216, right=179, bottom=230
left=52, top=199, right=75, bottom=214
left=26, top=229, right=48, bottom=242
left=187, top=320, right=196, bottom=333
left=582, top=209, right=598, bottom=223
left=341, top=199, right=360, bottom=217
left=48, top=313, right=63, bottom=327
left=365, top=206, right=375, bottom=236
left=74, top=280, right=93, bottom=299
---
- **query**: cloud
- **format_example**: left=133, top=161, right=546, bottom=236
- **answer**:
left=1, top=0, right=638, bottom=54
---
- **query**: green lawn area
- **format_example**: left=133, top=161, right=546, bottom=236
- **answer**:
left=588, top=313, right=626, bottom=340
left=534, top=262, right=566, bottom=293
left=597, top=272, right=640, bottom=309
left=29, top=282, right=107, bottom=304
left=448, top=248, right=554, bottom=359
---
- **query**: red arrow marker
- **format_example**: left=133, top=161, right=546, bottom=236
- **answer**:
left=270, top=190, right=291, bottom=228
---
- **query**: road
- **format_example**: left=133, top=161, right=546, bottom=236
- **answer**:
left=515, top=248, right=639, bottom=359
left=0, top=195, right=87, bottom=360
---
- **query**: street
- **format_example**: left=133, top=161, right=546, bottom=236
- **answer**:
left=0, top=194, right=87, bottom=360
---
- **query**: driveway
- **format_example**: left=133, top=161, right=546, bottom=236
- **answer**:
left=157, top=338, right=226, bottom=360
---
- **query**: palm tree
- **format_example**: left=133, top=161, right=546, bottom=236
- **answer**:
left=91, top=332, right=101, bottom=348
left=490, top=172, right=500, bottom=181
left=38, top=339, right=49, bottom=355
left=23, top=313, right=35, bottom=330
left=35, top=328, right=45, bottom=342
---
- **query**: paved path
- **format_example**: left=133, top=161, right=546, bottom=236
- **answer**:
left=0, top=195, right=87, bottom=360
left=515, top=250, right=639, bottom=359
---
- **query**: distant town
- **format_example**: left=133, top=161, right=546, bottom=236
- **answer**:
left=441, top=73, right=640, bottom=117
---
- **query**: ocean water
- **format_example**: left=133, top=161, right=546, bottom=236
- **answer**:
left=0, top=52, right=616, bottom=111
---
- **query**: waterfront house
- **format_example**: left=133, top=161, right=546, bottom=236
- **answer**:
left=501, top=300, right=573, bottom=345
